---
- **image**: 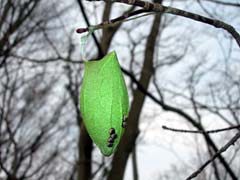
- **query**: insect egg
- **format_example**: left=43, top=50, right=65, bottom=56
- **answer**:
left=110, top=134, right=117, bottom=140
left=109, top=128, right=115, bottom=135
left=107, top=143, right=113, bottom=148
left=108, top=138, right=114, bottom=143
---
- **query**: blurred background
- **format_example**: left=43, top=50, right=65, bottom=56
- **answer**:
left=0, top=0, right=240, bottom=180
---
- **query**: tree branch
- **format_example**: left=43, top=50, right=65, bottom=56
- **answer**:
left=76, top=9, right=150, bottom=34
left=186, top=131, right=240, bottom=180
left=86, top=0, right=240, bottom=47
left=76, top=0, right=104, bottom=57
left=204, top=0, right=240, bottom=8
left=162, top=124, right=240, bottom=134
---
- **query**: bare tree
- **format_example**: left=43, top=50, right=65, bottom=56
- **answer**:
left=0, top=0, right=77, bottom=179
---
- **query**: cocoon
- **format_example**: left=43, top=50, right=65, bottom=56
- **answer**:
left=80, top=51, right=129, bottom=156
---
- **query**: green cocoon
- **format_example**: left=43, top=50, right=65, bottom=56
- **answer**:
left=80, top=51, right=129, bottom=156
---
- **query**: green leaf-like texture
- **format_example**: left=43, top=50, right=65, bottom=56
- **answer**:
left=80, top=51, right=129, bottom=156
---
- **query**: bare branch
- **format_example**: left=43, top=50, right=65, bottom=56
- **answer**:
left=162, top=125, right=240, bottom=134
left=76, top=9, right=150, bottom=34
left=203, top=0, right=240, bottom=8
left=186, top=131, right=240, bottom=180
left=85, top=0, right=240, bottom=47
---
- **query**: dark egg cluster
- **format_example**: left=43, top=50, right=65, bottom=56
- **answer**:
left=107, top=128, right=117, bottom=148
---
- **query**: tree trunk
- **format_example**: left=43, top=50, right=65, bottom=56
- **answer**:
left=78, top=123, right=93, bottom=180
left=107, top=3, right=163, bottom=179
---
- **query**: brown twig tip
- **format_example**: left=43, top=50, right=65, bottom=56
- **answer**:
left=162, top=125, right=167, bottom=129
left=76, top=28, right=88, bottom=34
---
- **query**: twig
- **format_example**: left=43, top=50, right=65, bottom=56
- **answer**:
left=10, top=54, right=84, bottom=64
left=203, top=0, right=240, bottom=8
left=186, top=131, right=240, bottom=180
left=76, top=0, right=104, bottom=57
left=76, top=9, right=150, bottom=34
left=162, top=125, right=240, bottom=134
left=85, top=0, right=240, bottom=47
